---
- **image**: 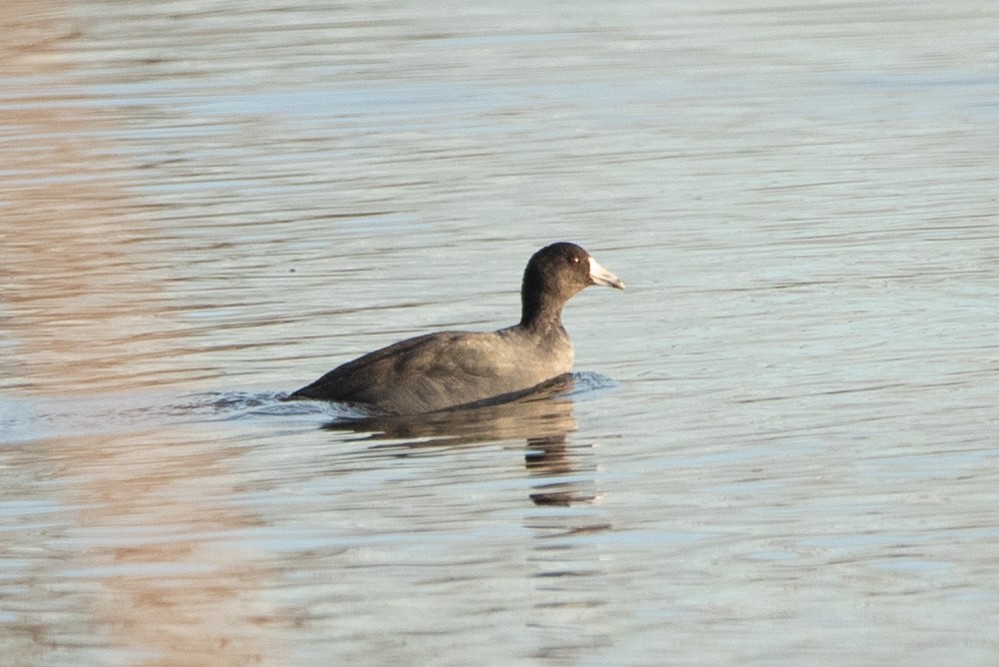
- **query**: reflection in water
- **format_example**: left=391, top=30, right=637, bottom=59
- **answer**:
left=524, top=435, right=591, bottom=507
left=0, top=1, right=280, bottom=662
left=321, top=373, right=597, bottom=505
left=316, top=372, right=613, bottom=660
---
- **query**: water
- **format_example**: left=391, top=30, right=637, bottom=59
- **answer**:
left=3, top=0, right=999, bottom=664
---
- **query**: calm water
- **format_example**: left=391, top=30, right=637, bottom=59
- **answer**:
left=3, top=0, right=999, bottom=664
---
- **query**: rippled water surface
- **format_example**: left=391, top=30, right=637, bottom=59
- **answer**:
left=3, top=0, right=999, bottom=664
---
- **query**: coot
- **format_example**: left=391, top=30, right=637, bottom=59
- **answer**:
left=289, top=242, right=623, bottom=413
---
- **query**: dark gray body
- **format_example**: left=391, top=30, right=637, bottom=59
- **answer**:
left=289, top=242, right=623, bottom=414
left=290, top=324, right=573, bottom=414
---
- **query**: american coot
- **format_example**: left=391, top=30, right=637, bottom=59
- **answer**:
left=289, top=242, right=624, bottom=414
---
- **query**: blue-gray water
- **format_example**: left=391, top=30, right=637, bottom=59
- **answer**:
left=2, top=1, right=999, bottom=665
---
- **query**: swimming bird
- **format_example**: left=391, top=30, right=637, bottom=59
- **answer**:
left=288, top=242, right=623, bottom=413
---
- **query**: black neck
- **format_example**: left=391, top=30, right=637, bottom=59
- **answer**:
left=520, top=272, right=564, bottom=330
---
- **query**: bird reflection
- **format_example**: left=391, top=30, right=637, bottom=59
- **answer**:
left=321, top=374, right=596, bottom=505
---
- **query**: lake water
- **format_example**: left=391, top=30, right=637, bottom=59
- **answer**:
left=3, top=0, right=999, bottom=664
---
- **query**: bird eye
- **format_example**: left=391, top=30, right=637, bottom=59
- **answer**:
left=569, top=256, right=580, bottom=264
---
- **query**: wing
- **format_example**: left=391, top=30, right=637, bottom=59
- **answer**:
left=290, top=331, right=524, bottom=412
